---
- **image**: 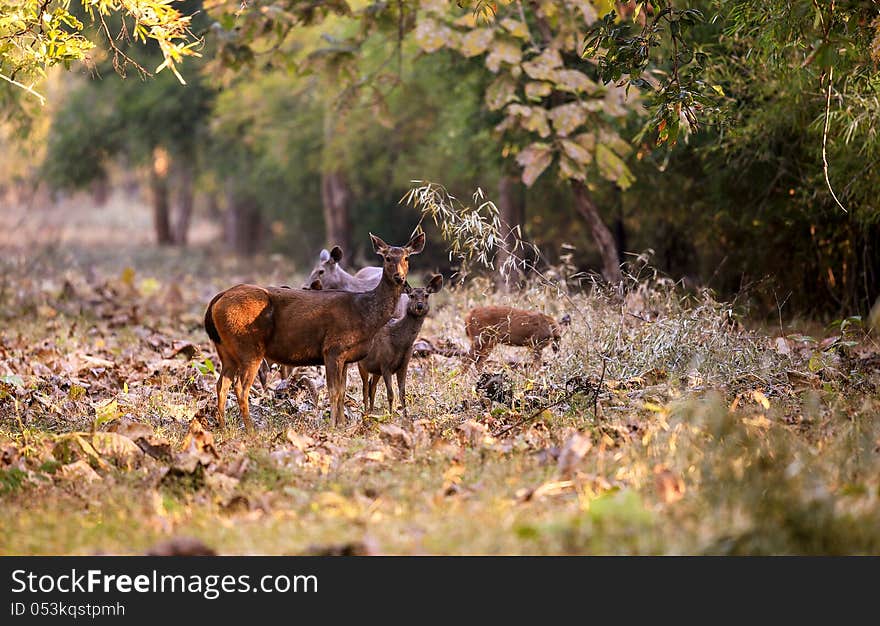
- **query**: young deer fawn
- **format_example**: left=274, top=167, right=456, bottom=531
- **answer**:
left=204, top=232, right=425, bottom=430
left=464, top=306, right=566, bottom=371
left=357, top=274, right=443, bottom=417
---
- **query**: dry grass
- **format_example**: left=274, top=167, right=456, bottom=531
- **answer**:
left=1, top=193, right=880, bottom=555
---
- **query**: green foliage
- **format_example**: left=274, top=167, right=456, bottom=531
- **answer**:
left=42, top=4, right=214, bottom=191
left=0, top=0, right=200, bottom=104
left=416, top=0, right=639, bottom=190
left=585, top=1, right=725, bottom=145
left=0, top=467, right=28, bottom=494
left=41, top=82, right=121, bottom=189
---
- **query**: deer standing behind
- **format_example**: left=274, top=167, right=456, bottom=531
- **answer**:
left=357, top=274, right=443, bottom=417
left=464, top=305, right=567, bottom=371
left=204, top=232, right=425, bottom=430
left=307, top=246, right=408, bottom=318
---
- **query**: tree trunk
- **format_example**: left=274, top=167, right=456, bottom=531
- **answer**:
left=613, top=185, right=627, bottom=260
left=150, top=148, right=173, bottom=246
left=321, top=170, right=352, bottom=253
left=173, top=165, right=194, bottom=246
left=224, top=185, right=263, bottom=256
left=91, top=177, right=109, bottom=207
left=571, top=180, right=622, bottom=283
left=495, top=174, right=526, bottom=291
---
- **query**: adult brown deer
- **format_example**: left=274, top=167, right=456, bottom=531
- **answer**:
left=464, top=306, right=566, bottom=372
left=204, top=232, right=425, bottom=430
left=357, top=274, right=443, bottom=417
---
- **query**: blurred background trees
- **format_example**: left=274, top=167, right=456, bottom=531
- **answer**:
left=2, top=0, right=879, bottom=317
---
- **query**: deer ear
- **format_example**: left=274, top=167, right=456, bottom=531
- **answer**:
left=403, top=282, right=413, bottom=295
left=329, top=246, right=343, bottom=263
left=405, top=231, right=426, bottom=255
left=426, top=273, right=443, bottom=294
left=319, top=249, right=331, bottom=263
left=370, top=233, right=389, bottom=254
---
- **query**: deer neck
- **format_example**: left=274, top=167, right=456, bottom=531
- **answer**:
left=357, top=272, right=403, bottom=330
left=389, top=312, right=426, bottom=349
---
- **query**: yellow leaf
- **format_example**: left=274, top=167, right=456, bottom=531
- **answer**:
left=500, top=18, right=529, bottom=39
left=742, top=415, right=771, bottom=429
left=138, top=277, right=161, bottom=297
left=120, top=267, right=135, bottom=288
left=752, top=390, right=770, bottom=409
left=516, top=142, right=554, bottom=187
left=94, top=398, right=121, bottom=425
left=460, top=28, right=494, bottom=57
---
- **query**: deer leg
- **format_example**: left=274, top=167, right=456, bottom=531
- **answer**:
left=396, top=368, right=408, bottom=419
left=216, top=368, right=234, bottom=430
left=236, top=359, right=262, bottom=432
left=368, top=375, right=380, bottom=412
left=382, top=370, right=395, bottom=414
left=473, top=345, right=491, bottom=372
left=325, top=357, right=348, bottom=428
left=358, top=364, right=370, bottom=415
left=531, top=346, right=544, bottom=369
left=297, top=375, right=319, bottom=408
left=258, top=360, right=271, bottom=391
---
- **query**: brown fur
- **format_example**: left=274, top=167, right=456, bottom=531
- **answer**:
left=257, top=278, right=324, bottom=389
left=205, top=232, right=425, bottom=430
left=464, top=305, right=562, bottom=371
left=357, top=274, right=443, bottom=417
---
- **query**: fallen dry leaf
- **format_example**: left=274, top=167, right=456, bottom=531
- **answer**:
left=91, top=432, right=143, bottom=468
left=379, top=423, right=413, bottom=450
left=180, top=418, right=219, bottom=460
left=457, top=419, right=495, bottom=448
left=557, top=432, right=592, bottom=478
left=653, top=464, right=685, bottom=504
left=58, top=460, right=101, bottom=483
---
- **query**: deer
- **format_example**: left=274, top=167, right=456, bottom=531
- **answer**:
left=204, top=232, right=425, bottom=431
left=307, top=246, right=382, bottom=291
left=357, top=274, right=443, bottom=418
left=257, top=278, right=323, bottom=390
left=464, top=306, right=568, bottom=372
left=307, top=245, right=407, bottom=318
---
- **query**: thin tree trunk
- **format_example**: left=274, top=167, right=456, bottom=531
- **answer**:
left=91, top=177, right=109, bottom=207
left=224, top=185, right=263, bottom=256
left=174, top=165, right=194, bottom=246
left=150, top=148, right=173, bottom=246
left=571, top=180, right=622, bottom=283
left=495, top=174, right=526, bottom=291
left=321, top=170, right=351, bottom=253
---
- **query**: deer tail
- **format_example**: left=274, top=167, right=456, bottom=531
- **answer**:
left=204, top=291, right=225, bottom=345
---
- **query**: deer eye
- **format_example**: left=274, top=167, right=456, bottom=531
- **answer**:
left=318, top=269, right=324, bottom=275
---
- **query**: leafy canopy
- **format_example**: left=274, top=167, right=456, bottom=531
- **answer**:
left=0, top=0, right=201, bottom=103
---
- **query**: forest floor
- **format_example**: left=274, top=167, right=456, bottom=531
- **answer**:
left=2, top=192, right=880, bottom=555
